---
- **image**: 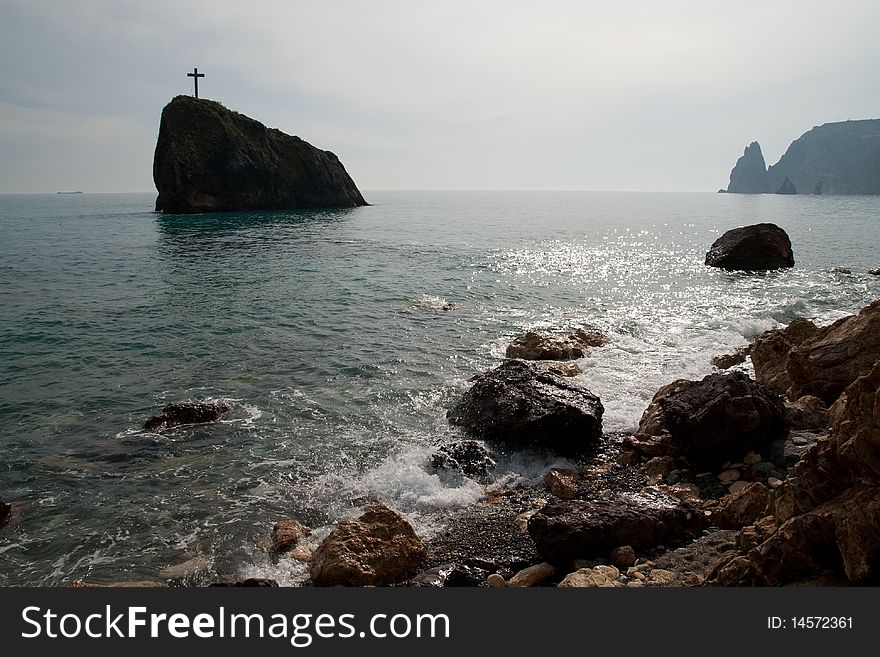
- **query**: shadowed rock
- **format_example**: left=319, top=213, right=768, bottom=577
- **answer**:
left=430, top=440, right=495, bottom=481
left=625, top=371, right=787, bottom=469
left=705, top=223, right=794, bottom=271
left=528, top=493, right=707, bottom=564
left=447, top=360, right=603, bottom=457
left=153, top=96, right=367, bottom=214
left=144, top=402, right=230, bottom=431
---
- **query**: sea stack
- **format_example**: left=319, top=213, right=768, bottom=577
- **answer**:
left=153, top=96, right=367, bottom=214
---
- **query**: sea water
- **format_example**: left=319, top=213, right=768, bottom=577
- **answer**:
left=1, top=190, right=878, bottom=584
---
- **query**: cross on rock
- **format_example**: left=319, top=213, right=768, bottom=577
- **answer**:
left=187, top=67, right=205, bottom=99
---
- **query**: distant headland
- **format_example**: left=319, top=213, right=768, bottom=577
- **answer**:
left=722, top=118, right=880, bottom=195
left=152, top=96, right=367, bottom=214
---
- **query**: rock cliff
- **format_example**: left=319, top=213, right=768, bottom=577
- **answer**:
left=724, top=119, right=880, bottom=195
left=153, top=96, right=367, bottom=213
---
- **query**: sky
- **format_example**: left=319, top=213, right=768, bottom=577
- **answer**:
left=1, top=0, right=879, bottom=193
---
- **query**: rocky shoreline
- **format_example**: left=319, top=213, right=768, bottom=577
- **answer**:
left=4, top=226, right=879, bottom=588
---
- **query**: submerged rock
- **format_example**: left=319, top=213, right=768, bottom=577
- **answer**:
left=527, top=493, right=707, bottom=564
left=271, top=519, right=311, bottom=553
left=627, top=371, right=787, bottom=469
left=310, top=502, right=426, bottom=586
left=505, top=329, right=606, bottom=361
left=153, top=96, right=367, bottom=213
left=408, top=562, right=490, bottom=587
left=704, top=223, right=794, bottom=271
left=143, top=402, right=230, bottom=431
left=447, top=360, right=604, bottom=457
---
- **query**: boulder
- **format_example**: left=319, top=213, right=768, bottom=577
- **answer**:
left=144, top=402, right=230, bottom=431
left=310, top=503, right=426, bottom=586
left=711, top=483, right=769, bottom=529
left=626, top=371, right=787, bottom=469
left=527, top=493, right=707, bottom=564
left=751, top=318, right=818, bottom=397
left=610, top=545, right=637, bottom=568
left=557, top=568, right=618, bottom=588
left=447, top=360, right=604, bottom=457
left=271, top=519, right=311, bottom=553
left=784, top=395, right=828, bottom=430
left=704, top=223, right=794, bottom=270
left=505, top=329, right=606, bottom=361
left=543, top=362, right=582, bottom=377
left=430, top=440, right=496, bottom=481
left=153, top=96, right=367, bottom=213
left=869, top=268, right=880, bottom=276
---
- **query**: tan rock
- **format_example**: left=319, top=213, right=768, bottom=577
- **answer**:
left=662, top=482, right=702, bottom=504
left=751, top=318, right=818, bottom=397
left=309, top=502, right=426, bottom=586
left=506, top=329, right=607, bottom=361
left=594, top=565, right=620, bottom=580
left=543, top=468, right=578, bottom=499
left=545, top=362, right=582, bottom=377
left=643, top=456, right=675, bottom=483
left=508, top=562, right=555, bottom=587
left=743, top=451, right=762, bottom=465
left=713, top=346, right=750, bottom=370
left=616, top=450, right=640, bottom=466
left=647, top=569, right=677, bottom=586
left=682, top=573, right=704, bottom=587
left=728, top=480, right=750, bottom=493
left=557, top=568, right=614, bottom=588
left=289, top=545, right=313, bottom=563
left=487, top=573, right=506, bottom=588
left=768, top=477, right=783, bottom=489
left=515, top=510, right=537, bottom=533
left=739, top=515, right=778, bottom=552
left=272, top=519, right=311, bottom=553
left=626, top=580, right=644, bottom=588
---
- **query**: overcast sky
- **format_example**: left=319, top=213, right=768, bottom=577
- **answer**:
left=1, top=0, right=878, bottom=193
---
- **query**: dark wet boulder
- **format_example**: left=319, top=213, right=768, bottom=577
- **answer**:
left=430, top=440, right=496, bottom=481
left=310, top=502, right=426, bottom=586
left=505, top=329, right=606, bottom=361
left=447, top=360, right=603, bottom=457
left=144, top=402, right=230, bottom=431
left=705, top=223, right=794, bottom=271
left=626, top=371, right=787, bottom=469
left=528, top=494, right=707, bottom=564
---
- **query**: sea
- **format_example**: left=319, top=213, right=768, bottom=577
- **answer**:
left=1, top=190, right=878, bottom=585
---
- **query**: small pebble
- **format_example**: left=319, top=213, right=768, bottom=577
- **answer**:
left=768, top=477, right=784, bottom=489
left=718, top=469, right=740, bottom=484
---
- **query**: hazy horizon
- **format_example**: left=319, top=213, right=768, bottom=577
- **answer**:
left=2, top=1, right=879, bottom=194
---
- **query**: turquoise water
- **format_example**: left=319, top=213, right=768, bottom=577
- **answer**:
left=1, top=190, right=878, bottom=585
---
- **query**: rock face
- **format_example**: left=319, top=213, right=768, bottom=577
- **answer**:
left=625, top=371, right=787, bottom=469
left=711, top=483, right=769, bottom=529
left=505, top=330, right=606, bottom=361
left=527, top=494, right=707, bottom=564
left=153, top=96, right=367, bottom=213
left=726, top=142, right=769, bottom=193
left=752, top=301, right=880, bottom=405
left=447, top=360, right=604, bottom=457
left=143, top=402, right=230, bottom=431
left=704, top=223, right=794, bottom=271
left=310, top=503, right=426, bottom=586
left=724, top=119, right=880, bottom=195
left=708, top=360, right=880, bottom=585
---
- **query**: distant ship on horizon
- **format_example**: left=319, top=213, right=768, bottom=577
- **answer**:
left=56, top=191, right=83, bottom=194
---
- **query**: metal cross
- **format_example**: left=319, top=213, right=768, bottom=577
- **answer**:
left=187, top=67, right=205, bottom=99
